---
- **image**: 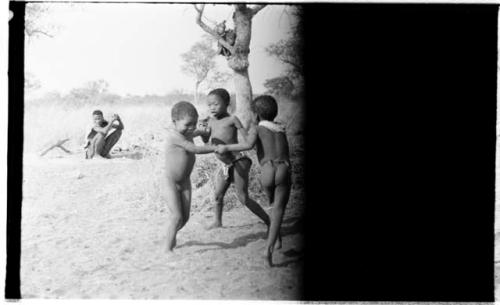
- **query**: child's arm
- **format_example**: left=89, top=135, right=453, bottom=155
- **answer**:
left=192, top=117, right=211, bottom=143
left=218, top=122, right=258, bottom=153
left=192, top=127, right=211, bottom=143
left=175, top=138, right=219, bottom=154
left=92, top=119, right=116, bottom=135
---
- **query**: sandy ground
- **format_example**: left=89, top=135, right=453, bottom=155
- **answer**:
left=21, top=150, right=304, bottom=299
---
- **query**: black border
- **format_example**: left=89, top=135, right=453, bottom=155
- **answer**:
left=6, top=1, right=24, bottom=300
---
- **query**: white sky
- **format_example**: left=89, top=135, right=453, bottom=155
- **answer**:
left=25, top=3, right=298, bottom=97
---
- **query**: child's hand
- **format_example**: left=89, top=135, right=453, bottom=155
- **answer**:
left=198, top=119, right=209, bottom=130
left=215, top=145, right=228, bottom=154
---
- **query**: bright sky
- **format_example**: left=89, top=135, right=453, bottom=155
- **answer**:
left=25, top=3, right=298, bottom=97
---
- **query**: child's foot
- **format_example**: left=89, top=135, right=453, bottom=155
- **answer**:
left=205, top=221, right=222, bottom=230
left=165, top=248, right=178, bottom=256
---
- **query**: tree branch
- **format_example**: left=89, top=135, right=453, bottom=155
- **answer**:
left=280, top=57, right=302, bottom=72
left=26, top=28, right=53, bottom=38
left=250, top=4, right=266, bottom=17
left=40, top=138, right=70, bottom=156
left=194, top=4, right=235, bottom=55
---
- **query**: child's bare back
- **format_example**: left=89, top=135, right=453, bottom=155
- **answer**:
left=217, top=95, right=291, bottom=267
left=255, top=124, right=290, bottom=166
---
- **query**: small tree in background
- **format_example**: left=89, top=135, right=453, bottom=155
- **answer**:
left=67, top=79, right=115, bottom=107
left=205, top=70, right=232, bottom=91
left=181, top=35, right=217, bottom=104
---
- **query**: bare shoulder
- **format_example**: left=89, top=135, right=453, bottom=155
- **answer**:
left=230, top=115, right=244, bottom=128
left=165, top=129, right=181, bottom=145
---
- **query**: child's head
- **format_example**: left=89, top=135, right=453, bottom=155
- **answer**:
left=171, top=101, right=199, bottom=136
left=92, top=109, right=104, bottom=125
left=207, top=88, right=230, bottom=118
left=252, top=95, right=278, bottom=121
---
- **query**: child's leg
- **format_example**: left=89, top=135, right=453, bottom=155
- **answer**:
left=260, top=161, right=281, bottom=249
left=260, top=161, right=276, bottom=205
left=101, top=129, right=122, bottom=157
left=93, top=133, right=106, bottom=157
left=85, top=137, right=97, bottom=159
left=164, top=180, right=183, bottom=253
left=177, top=180, right=192, bottom=231
left=233, top=158, right=270, bottom=226
left=265, top=163, right=292, bottom=267
left=207, top=170, right=231, bottom=229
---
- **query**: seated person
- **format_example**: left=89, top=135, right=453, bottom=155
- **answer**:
left=84, top=109, right=124, bottom=159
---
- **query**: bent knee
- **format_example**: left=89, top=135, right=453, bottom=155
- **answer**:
left=94, top=132, right=105, bottom=140
left=214, top=193, right=225, bottom=202
left=110, top=129, right=122, bottom=137
left=236, top=191, right=249, bottom=204
left=170, top=213, right=183, bottom=225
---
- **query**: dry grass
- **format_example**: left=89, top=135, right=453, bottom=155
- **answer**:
left=24, top=97, right=304, bottom=213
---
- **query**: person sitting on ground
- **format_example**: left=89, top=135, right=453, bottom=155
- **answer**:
left=216, top=95, right=291, bottom=267
left=84, top=109, right=124, bottom=159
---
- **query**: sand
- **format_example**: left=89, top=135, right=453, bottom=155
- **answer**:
left=21, top=151, right=304, bottom=299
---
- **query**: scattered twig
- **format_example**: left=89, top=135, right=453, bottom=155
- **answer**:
left=39, top=138, right=71, bottom=156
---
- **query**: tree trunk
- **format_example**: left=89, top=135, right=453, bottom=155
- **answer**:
left=194, top=4, right=266, bottom=128
left=227, top=5, right=254, bottom=129
left=233, top=70, right=253, bottom=127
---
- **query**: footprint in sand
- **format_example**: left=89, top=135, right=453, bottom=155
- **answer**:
left=120, top=247, right=135, bottom=256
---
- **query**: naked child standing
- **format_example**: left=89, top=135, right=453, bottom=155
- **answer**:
left=163, top=101, right=219, bottom=255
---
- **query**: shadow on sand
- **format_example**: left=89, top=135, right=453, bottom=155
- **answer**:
left=177, top=216, right=304, bottom=254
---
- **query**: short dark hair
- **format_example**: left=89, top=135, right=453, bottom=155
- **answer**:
left=92, top=110, right=103, bottom=116
left=171, top=101, right=198, bottom=121
left=252, top=95, right=278, bottom=121
left=208, top=88, right=230, bottom=106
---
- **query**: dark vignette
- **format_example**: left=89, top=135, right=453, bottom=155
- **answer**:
left=302, top=4, right=496, bottom=302
left=6, top=0, right=24, bottom=299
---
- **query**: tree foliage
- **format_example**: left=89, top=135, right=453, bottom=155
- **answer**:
left=25, top=73, right=41, bottom=92
left=66, top=80, right=119, bottom=106
left=206, top=70, right=232, bottom=91
left=263, top=76, right=294, bottom=97
left=265, top=6, right=304, bottom=98
left=25, top=3, right=55, bottom=38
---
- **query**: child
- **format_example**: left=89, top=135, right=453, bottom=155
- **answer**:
left=217, top=95, right=291, bottom=267
left=199, top=88, right=271, bottom=230
left=163, top=101, right=221, bottom=255
left=85, top=110, right=124, bottom=159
